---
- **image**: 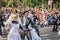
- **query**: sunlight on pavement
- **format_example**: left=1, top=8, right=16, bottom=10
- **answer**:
left=40, top=34, right=49, bottom=37
left=46, top=39, right=51, bottom=40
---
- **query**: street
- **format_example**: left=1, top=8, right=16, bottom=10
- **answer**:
left=39, top=27, right=60, bottom=40
left=0, top=26, right=60, bottom=40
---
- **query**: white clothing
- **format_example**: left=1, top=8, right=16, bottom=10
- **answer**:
left=30, top=28, right=41, bottom=40
left=28, top=24, right=41, bottom=40
left=8, top=23, right=22, bottom=40
left=58, top=30, right=60, bottom=35
left=28, top=14, right=33, bottom=19
left=25, top=36, right=28, bottom=40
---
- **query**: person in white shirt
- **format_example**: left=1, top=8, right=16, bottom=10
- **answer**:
left=8, top=21, right=22, bottom=40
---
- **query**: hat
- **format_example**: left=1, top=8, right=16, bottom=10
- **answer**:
left=23, top=11, right=28, bottom=15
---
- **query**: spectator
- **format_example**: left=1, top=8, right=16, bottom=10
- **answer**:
left=0, top=13, right=5, bottom=36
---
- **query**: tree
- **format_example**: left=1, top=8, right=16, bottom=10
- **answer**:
left=0, top=0, right=59, bottom=8
left=53, top=0, right=60, bottom=8
left=0, top=0, right=7, bottom=8
left=6, top=0, right=22, bottom=8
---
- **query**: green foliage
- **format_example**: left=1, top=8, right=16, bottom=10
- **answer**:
left=6, top=0, right=22, bottom=8
left=0, top=0, right=59, bottom=8
left=0, top=0, right=7, bottom=8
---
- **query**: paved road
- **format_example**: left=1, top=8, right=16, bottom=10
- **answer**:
left=0, top=26, right=60, bottom=40
left=39, top=27, right=60, bottom=40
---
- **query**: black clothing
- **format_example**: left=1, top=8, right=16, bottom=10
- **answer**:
left=0, top=16, right=5, bottom=36
left=58, top=15, right=60, bottom=25
left=52, top=15, right=58, bottom=32
left=33, top=16, right=39, bottom=24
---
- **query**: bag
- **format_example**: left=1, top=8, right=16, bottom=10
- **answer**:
left=58, top=30, right=60, bottom=35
